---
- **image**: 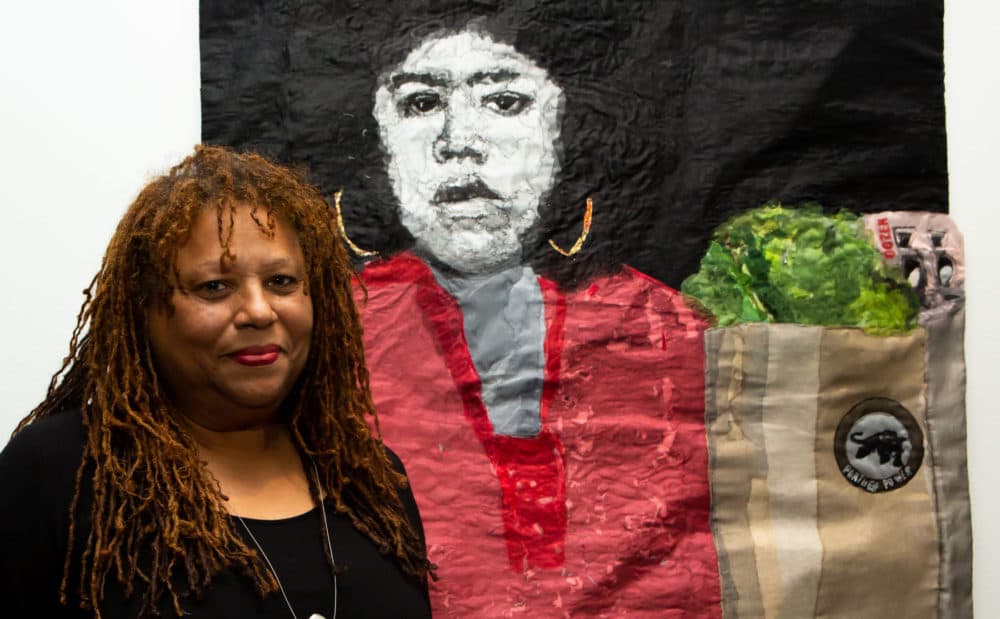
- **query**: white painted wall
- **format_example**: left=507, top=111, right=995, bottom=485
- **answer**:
left=0, top=0, right=201, bottom=438
left=944, top=2, right=1000, bottom=616
left=0, top=0, right=995, bottom=614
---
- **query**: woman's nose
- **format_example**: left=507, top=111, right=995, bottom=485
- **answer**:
left=234, top=283, right=277, bottom=328
left=433, top=93, right=486, bottom=164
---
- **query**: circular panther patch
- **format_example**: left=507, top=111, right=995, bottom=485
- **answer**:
left=834, top=397, right=924, bottom=493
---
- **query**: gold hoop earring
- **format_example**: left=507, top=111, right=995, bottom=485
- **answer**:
left=334, top=190, right=379, bottom=258
left=548, top=197, right=593, bottom=257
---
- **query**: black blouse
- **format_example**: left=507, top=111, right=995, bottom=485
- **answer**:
left=0, top=410, right=432, bottom=618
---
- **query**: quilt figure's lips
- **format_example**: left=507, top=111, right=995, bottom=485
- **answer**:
left=432, top=178, right=502, bottom=204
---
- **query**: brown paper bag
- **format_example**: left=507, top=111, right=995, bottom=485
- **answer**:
left=706, top=324, right=940, bottom=619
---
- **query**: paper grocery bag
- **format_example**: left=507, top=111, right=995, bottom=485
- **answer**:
left=863, top=211, right=972, bottom=619
left=705, top=324, right=940, bottom=619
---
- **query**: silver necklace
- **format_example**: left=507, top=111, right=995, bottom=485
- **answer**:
left=235, top=458, right=338, bottom=619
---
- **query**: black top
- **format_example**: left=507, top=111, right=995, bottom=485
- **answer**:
left=0, top=410, right=432, bottom=618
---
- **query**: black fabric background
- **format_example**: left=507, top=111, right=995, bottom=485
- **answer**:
left=200, top=0, right=947, bottom=289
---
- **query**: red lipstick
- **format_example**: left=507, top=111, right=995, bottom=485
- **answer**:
left=229, top=344, right=281, bottom=366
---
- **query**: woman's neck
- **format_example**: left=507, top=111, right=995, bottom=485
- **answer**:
left=179, top=413, right=290, bottom=460
left=178, top=412, right=315, bottom=519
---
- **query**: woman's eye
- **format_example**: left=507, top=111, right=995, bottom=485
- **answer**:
left=267, top=275, right=300, bottom=292
left=195, top=280, right=230, bottom=298
left=482, top=91, right=532, bottom=116
left=400, top=91, right=443, bottom=117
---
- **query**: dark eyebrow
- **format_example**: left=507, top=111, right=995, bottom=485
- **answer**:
left=466, top=69, right=520, bottom=86
left=389, top=72, right=450, bottom=90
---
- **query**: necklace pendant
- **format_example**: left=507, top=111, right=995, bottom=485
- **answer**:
left=308, top=615, right=327, bottom=619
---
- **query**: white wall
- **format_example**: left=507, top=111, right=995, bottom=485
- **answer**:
left=0, top=1, right=995, bottom=614
left=944, top=2, right=1000, bottom=616
left=0, top=0, right=201, bottom=436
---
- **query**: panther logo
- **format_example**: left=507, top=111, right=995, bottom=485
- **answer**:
left=850, top=429, right=906, bottom=468
left=834, top=398, right=924, bottom=493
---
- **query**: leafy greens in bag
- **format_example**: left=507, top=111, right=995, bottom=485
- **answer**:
left=681, top=202, right=918, bottom=333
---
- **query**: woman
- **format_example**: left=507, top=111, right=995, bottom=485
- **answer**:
left=350, top=18, right=722, bottom=618
left=0, top=146, right=433, bottom=618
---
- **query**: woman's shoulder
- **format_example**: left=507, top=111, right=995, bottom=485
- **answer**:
left=0, top=410, right=86, bottom=616
left=0, top=409, right=86, bottom=514
left=382, top=443, right=406, bottom=475
left=378, top=443, right=426, bottom=538
left=1, top=409, right=85, bottom=474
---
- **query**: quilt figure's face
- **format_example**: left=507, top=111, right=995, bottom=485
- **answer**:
left=374, top=29, right=564, bottom=274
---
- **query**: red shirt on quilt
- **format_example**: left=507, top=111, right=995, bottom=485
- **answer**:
left=355, top=253, right=721, bottom=618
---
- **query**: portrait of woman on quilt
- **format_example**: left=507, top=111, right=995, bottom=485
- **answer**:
left=0, top=146, right=433, bottom=618
left=338, top=12, right=722, bottom=618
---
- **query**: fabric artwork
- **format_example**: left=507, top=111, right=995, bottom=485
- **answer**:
left=200, top=2, right=968, bottom=617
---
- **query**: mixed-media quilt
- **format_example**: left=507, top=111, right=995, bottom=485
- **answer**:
left=201, top=1, right=969, bottom=616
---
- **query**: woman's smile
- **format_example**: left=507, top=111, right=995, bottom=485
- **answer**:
left=227, top=344, right=283, bottom=366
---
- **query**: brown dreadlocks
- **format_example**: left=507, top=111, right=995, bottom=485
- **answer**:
left=14, top=145, right=431, bottom=617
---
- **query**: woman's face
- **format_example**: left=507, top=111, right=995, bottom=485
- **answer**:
left=147, top=204, right=314, bottom=430
left=374, top=29, right=564, bottom=274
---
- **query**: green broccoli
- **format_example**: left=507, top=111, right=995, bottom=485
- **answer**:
left=681, top=202, right=918, bottom=333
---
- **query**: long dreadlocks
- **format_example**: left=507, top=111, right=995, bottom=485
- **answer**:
left=15, top=145, right=432, bottom=617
